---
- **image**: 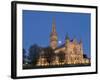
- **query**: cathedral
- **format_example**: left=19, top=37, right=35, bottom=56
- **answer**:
left=36, top=20, right=90, bottom=66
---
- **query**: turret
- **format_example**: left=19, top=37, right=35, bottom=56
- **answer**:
left=65, top=35, right=70, bottom=47
left=73, top=37, right=77, bottom=45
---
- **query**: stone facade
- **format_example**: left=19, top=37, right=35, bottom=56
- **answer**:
left=36, top=20, right=90, bottom=66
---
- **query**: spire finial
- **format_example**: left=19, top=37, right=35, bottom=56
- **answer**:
left=52, top=18, right=56, bottom=33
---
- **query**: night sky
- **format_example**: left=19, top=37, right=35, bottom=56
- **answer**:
left=23, top=10, right=91, bottom=58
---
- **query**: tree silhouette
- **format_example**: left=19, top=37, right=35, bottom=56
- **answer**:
left=28, top=44, right=41, bottom=65
left=83, top=54, right=88, bottom=58
left=57, top=51, right=65, bottom=63
left=44, top=47, right=56, bottom=65
left=23, top=48, right=26, bottom=64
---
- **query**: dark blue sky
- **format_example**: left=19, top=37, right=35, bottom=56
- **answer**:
left=23, top=10, right=91, bottom=57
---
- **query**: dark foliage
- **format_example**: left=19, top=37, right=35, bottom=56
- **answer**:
left=23, top=48, right=26, bottom=64
left=44, top=47, right=56, bottom=64
left=28, top=44, right=41, bottom=65
left=83, top=54, right=88, bottom=58
left=57, top=51, right=65, bottom=63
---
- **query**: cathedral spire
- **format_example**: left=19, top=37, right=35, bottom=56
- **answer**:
left=52, top=18, right=56, bottom=33
left=50, top=18, right=58, bottom=49
left=50, top=18, right=57, bottom=36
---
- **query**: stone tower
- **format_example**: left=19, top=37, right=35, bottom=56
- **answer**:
left=50, top=19, right=58, bottom=49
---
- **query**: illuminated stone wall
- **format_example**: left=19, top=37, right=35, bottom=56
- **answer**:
left=36, top=20, right=90, bottom=66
